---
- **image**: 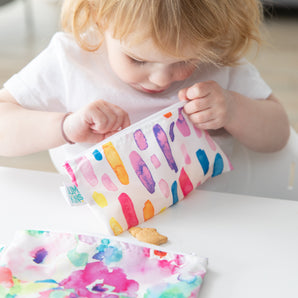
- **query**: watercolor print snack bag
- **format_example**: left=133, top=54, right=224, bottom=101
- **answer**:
left=0, top=230, right=208, bottom=297
left=62, top=101, right=232, bottom=235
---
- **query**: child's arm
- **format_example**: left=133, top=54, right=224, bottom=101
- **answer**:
left=0, top=89, right=130, bottom=156
left=179, top=81, right=290, bottom=152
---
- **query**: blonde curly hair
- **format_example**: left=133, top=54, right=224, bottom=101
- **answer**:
left=61, top=0, right=263, bottom=66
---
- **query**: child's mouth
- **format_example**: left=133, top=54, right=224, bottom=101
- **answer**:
left=140, top=85, right=166, bottom=94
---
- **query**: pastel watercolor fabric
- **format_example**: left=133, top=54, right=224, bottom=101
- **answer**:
left=0, top=230, right=207, bottom=297
left=62, top=101, right=232, bottom=235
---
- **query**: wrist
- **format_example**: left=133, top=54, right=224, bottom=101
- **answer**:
left=61, top=112, right=75, bottom=145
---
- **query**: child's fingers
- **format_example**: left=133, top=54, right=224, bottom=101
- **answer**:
left=186, top=82, right=211, bottom=100
left=83, top=132, right=107, bottom=143
left=120, top=112, right=131, bottom=129
left=91, top=100, right=130, bottom=133
left=194, top=119, right=219, bottom=130
left=189, top=109, right=225, bottom=130
left=109, top=106, right=130, bottom=132
left=178, top=88, right=188, bottom=101
left=93, top=101, right=119, bottom=132
left=191, top=115, right=222, bottom=130
left=188, top=108, right=213, bottom=125
left=88, top=109, right=109, bottom=132
left=179, top=81, right=216, bottom=102
left=183, top=97, right=211, bottom=114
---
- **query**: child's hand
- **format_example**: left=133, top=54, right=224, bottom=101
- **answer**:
left=63, top=100, right=130, bottom=144
left=178, top=81, right=232, bottom=130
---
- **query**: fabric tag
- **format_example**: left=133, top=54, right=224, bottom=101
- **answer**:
left=60, top=183, right=87, bottom=206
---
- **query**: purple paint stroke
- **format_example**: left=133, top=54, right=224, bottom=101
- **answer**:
left=33, top=248, right=48, bottom=264
left=153, top=124, right=178, bottom=173
left=129, top=151, right=156, bottom=194
left=169, top=121, right=175, bottom=141
left=176, top=107, right=191, bottom=137
left=133, top=129, right=148, bottom=150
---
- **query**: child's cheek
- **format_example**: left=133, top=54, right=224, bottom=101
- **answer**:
left=175, top=66, right=196, bottom=81
left=119, top=68, right=145, bottom=85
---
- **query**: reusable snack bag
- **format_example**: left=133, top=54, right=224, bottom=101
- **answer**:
left=62, top=101, right=232, bottom=235
left=0, top=230, right=207, bottom=297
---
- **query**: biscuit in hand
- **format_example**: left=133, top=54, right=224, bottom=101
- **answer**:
left=129, top=227, right=168, bottom=245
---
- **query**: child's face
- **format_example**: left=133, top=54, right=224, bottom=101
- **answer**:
left=105, top=32, right=197, bottom=94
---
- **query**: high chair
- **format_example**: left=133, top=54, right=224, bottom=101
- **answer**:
left=200, top=127, right=298, bottom=201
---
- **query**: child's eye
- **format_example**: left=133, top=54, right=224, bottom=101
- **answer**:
left=128, top=56, right=146, bottom=65
left=176, top=60, right=198, bottom=70
left=179, top=60, right=195, bottom=66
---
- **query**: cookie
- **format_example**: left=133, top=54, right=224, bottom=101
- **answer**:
left=129, top=227, right=168, bottom=245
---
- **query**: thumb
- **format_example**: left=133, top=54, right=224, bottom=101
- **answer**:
left=178, top=88, right=189, bottom=101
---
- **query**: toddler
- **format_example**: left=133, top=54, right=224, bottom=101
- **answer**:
left=0, top=0, right=290, bottom=172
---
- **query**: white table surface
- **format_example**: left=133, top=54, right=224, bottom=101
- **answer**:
left=1, top=166, right=298, bottom=297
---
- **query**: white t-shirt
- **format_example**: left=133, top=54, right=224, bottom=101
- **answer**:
left=4, top=32, right=272, bottom=171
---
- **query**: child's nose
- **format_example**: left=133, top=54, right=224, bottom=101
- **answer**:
left=149, top=67, right=173, bottom=88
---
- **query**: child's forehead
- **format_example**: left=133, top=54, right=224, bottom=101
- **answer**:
left=119, top=34, right=198, bottom=62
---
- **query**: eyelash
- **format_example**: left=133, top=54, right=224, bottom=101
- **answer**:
left=127, top=55, right=197, bottom=68
left=129, top=57, right=146, bottom=65
left=179, top=60, right=196, bottom=67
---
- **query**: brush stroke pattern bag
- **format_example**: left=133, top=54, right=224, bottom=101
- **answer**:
left=62, top=101, right=232, bottom=235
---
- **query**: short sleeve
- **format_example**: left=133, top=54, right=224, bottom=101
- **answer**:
left=3, top=33, right=70, bottom=112
left=227, top=58, right=272, bottom=100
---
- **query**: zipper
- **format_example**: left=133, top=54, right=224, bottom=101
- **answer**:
left=70, top=101, right=186, bottom=160
left=84, top=229, right=208, bottom=267
left=104, top=100, right=186, bottom=142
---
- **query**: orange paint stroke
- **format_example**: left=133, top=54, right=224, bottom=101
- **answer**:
left=154, top=250, right=167, bottom=258
left=163, top=112, right=172, bottom=118
left=143, top=200, right=155, bottom=221
left=102, top=142, right=129, bottom=185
